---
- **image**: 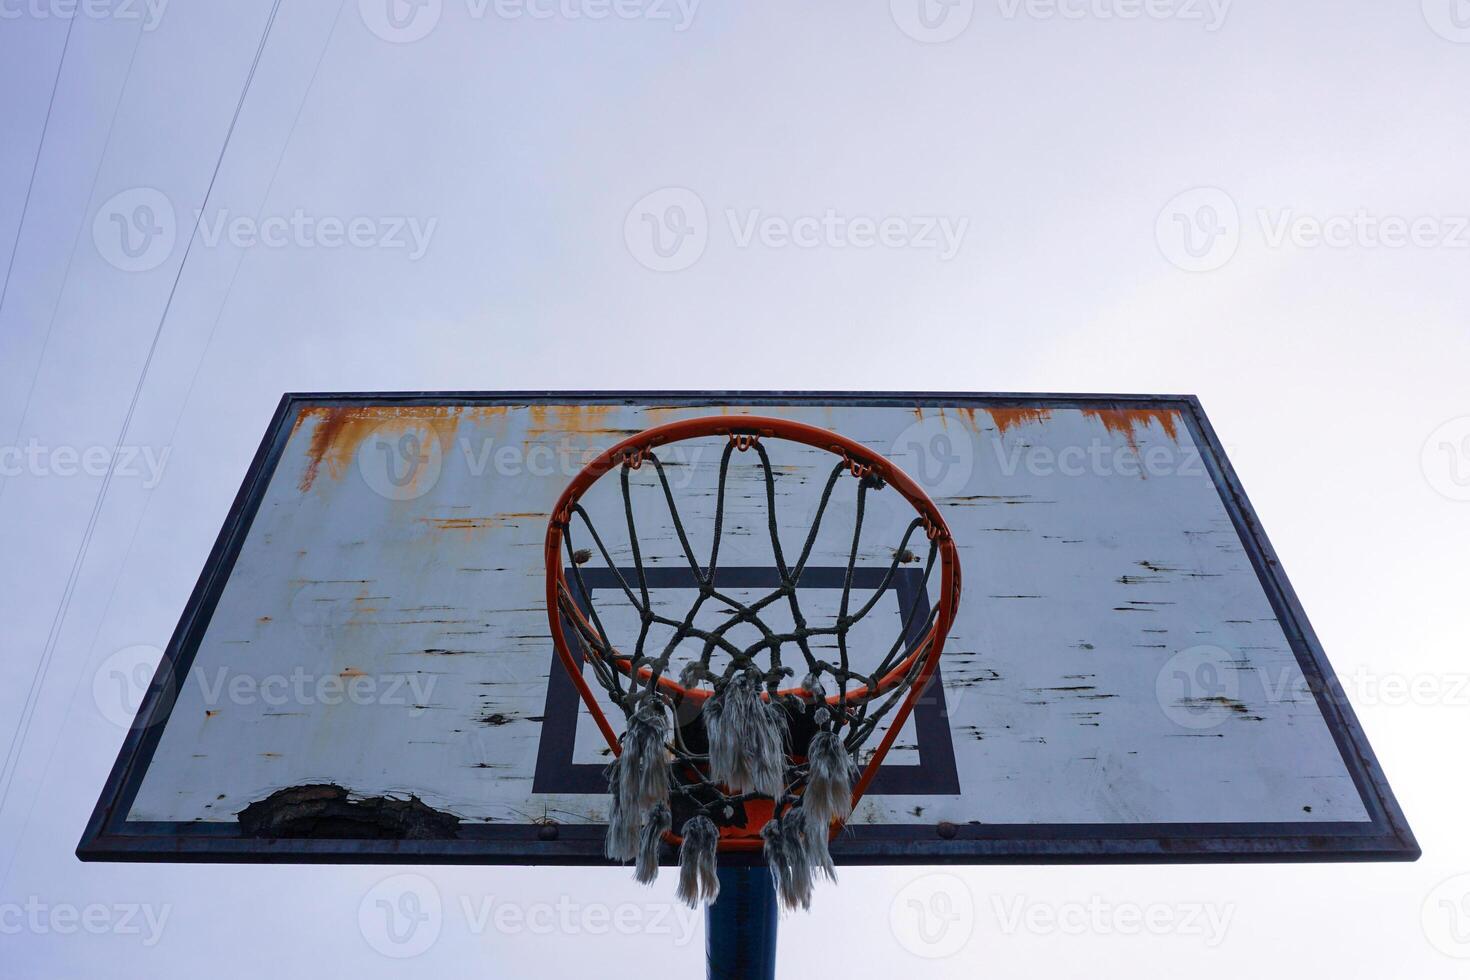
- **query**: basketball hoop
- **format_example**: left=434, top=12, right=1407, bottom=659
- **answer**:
left=545, top=416, right=962, bottom=908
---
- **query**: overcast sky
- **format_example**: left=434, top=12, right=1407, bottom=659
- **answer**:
left=2, top=0, right=1469, bottom=976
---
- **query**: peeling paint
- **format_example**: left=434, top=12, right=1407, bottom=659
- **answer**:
left=237, top=784, right=460, bottom=839
left=524, top=403, right=626, bottom=442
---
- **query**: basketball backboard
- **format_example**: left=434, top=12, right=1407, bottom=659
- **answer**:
left=79, top=393, right=1416, bottom=866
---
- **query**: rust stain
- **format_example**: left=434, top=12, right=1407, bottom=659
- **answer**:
left=339, top=667, right=366, bottom=678
left=1082, top=408, right=1181, bottom=453
left=464, top=405, right=512, bottom=423
left=985, top=407, right=1053, bottom=434
left=421, top=517, right=496, bottom=531
left=294, top=405, right=478, bottom=493
left=204, top=710, right=218, bottom=718
left=418, top=511, right=541, bottom=533
left=524, top=404, right=623, bottom=443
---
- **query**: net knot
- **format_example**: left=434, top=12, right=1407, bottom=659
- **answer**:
left=834, top=448, right=882, bottom=482
left=729, top=432, right=761, bottom=452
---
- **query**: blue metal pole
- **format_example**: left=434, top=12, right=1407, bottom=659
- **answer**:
left=706, top=866, right=778, bottom=980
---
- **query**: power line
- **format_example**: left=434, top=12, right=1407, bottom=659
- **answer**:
left=0, top=0, right=349, bottom=895
left=0, top=14, right=76, bottom=325
left=0, top=22, right=147, bottom=509
left=0, top=0, right=287, bottom=877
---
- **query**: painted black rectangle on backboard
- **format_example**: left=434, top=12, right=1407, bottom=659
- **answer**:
left=533, top=565, right=960, bottom=797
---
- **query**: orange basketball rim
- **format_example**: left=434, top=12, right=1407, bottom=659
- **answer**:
left=544, top=415, right=963, bottom=850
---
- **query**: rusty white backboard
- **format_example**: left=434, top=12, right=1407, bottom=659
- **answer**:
left=79, top=393, right=1416, bottom=865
